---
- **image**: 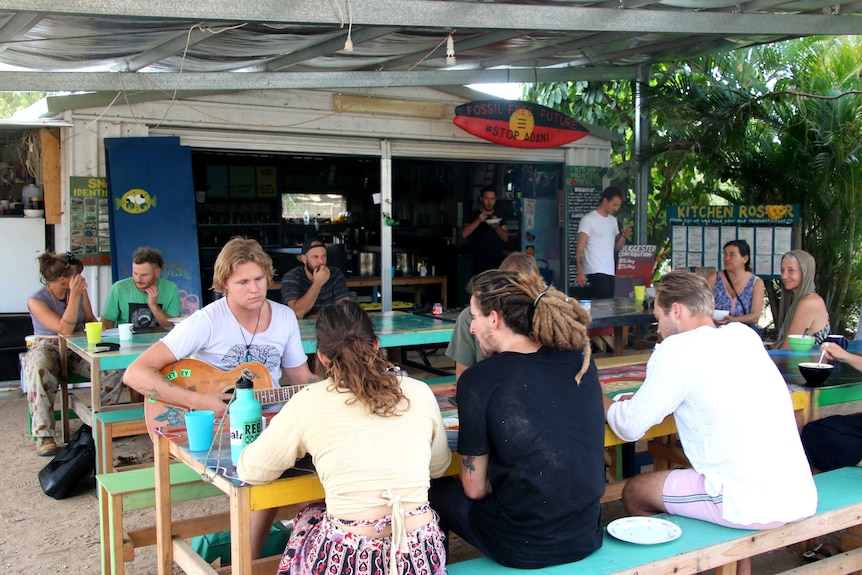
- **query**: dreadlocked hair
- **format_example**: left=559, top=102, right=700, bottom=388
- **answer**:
left=315, top=301, right=408, bottom=417
left=467, top=269, right=592, bottom=383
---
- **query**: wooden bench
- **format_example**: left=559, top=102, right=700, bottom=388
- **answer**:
left=93, top=407, right=149, bottom=474
left=447, top=466, right=862, bottom=575
left=98, top=464, right=297, bottom=575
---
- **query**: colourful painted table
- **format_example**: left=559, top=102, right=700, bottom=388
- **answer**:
left=297, top=310, right=454, bottom=354
left=770, top=344, right=862, bottom=421
left=59, top=329, right=169, bottom=441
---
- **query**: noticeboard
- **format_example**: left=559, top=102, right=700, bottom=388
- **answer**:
left=667, top=204, right=799, bottom=278
left=565, top=165, right=604, bottom=287
left=69, top=176, right=112, bottom=259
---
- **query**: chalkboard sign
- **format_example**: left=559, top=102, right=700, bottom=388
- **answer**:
left=565, top=166, right=604, bottom=287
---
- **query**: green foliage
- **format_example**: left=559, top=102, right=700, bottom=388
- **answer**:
left=0, top=92, right=46, bottom=119
left=525, top=36, right=862, bottom=333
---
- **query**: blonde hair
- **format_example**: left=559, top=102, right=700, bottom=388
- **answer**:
left=212, top=237, right=274, bottom=293
left=654, top=270, right=714, bottom=316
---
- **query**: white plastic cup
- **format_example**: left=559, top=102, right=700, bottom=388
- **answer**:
left=118, top=323, right=133, bottom=341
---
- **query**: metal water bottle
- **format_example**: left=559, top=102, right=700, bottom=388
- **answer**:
left=229, top=376, right=263, bottom=465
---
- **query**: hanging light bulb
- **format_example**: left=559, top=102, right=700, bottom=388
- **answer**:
left=446, top=34, right=456, bottom=66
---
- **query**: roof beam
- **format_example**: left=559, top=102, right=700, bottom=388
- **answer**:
left=0, top=12, right=42, bottom=54
left=256, top=26, right=398, bottom=72
left=478, top=32, right=639, bottom=69
left=2, top=1, right=861, bottom=35
left=122, top=24, right=213, bottom=71
left=369, top=29, right=525, bottom=71
left=0, top=67, right=638, bottom=92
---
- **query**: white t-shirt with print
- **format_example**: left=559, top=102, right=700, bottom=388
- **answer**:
left=161, top=298, right=307, bottom=386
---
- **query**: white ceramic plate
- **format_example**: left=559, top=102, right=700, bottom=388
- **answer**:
left=607, top=517, right=682, bottom=544
left=167, top=317, right=185, bottom=324
left=484, top=217, right=501, bottom=225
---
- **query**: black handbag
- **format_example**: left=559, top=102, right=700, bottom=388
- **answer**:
left=38, top=424, right=96, bottom=500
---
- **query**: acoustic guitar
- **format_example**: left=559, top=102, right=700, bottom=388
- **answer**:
left=144, top=358, right=304, bottom=437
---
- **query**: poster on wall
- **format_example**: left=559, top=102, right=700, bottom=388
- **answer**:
left=565, top=165, right=604, bottom=288
left=69, top=176, right=112, bottom=263
left=104, top=136, right=203, bottom=316
left=667, top=204, right=798, bottom=278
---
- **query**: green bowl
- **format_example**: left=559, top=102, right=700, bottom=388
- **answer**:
left=787, top=335, right=816, bottom=353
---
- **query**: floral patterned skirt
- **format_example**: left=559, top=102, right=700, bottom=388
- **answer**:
left=277, top=502, right=448, bottom=575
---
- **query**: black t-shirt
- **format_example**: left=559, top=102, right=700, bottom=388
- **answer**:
left=467, top=209, right=505, bottom=274
left=457, top=347, right=605, bottom=568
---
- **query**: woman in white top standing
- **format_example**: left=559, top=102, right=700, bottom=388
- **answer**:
left=238, top=300, right=452, bottom=575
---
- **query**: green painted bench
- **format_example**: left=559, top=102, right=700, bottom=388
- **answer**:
left=98, top=463, right=223, bottom=575
left=98, top=463, right=298, bottom=575
left=93, top=407, right=147, bottom=474
left=447, top=467, right=862, bottom=575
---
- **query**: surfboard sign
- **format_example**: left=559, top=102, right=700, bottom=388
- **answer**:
left=453, top=100, right=590, bottom=149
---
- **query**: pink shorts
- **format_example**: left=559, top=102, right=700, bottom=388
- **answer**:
left=662, top=468, right=786, bottom=530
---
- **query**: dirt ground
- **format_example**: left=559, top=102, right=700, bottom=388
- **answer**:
left=0, top=382, right=857, bottom=575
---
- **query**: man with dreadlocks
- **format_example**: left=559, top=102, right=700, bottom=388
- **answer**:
left=430, top=269, right=604, bottom=569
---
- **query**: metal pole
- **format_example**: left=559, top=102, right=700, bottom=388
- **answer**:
left=380, top=139, right=392, bottom=311
left=633, top=63, right=651, bottom=245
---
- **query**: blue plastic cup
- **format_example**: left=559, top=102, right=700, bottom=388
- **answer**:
left=184, top=410, right=215, bottom=451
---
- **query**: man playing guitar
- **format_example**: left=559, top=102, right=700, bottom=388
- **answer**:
left=124, top=236, right=320, bottom=559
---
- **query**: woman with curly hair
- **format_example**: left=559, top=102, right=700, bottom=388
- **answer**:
left=238, top=300, right=452, bottom=575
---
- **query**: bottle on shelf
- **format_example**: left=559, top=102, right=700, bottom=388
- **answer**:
left=229, top=375, right=263, bottom=465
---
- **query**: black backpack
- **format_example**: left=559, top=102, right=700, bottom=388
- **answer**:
left=37, top=424, right=95, bottom=499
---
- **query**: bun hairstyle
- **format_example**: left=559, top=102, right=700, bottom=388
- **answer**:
left=37, top=251, right=83, bottom=283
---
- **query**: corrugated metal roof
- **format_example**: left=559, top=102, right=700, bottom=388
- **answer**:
left=0, top=0, right=859, bottom=93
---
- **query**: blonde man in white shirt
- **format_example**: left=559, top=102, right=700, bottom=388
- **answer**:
left=604, top=270, right=816, bottom=575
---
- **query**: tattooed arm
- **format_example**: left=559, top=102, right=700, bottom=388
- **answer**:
left=460, top=453, right=491, bottom=499
left=123, top=341, right=232, bottom=416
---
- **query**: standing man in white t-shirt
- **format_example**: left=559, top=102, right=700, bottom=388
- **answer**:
left=574, top=186, right=632, bottom=299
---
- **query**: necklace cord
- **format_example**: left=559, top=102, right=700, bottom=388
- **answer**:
left=236, top=305, right=263, bottom=362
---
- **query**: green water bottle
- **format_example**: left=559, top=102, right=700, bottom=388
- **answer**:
left=229, top=375, right=263, bottom=465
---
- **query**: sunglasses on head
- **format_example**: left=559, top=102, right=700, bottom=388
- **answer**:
left=64, top=251, right=78, bottom=269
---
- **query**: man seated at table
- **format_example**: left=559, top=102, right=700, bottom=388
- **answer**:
left=800, top=341, right=862, bottom=472
left=430, top=269, right=605, bottom=568
left=280, top=237, right=351, bottom=319
left=604, top=270, right=817, bottom=575
left=101, top=246, right=181, bottom=329
left=445, top=252, right=540, bottom=380
left=124, top=236, right=320, bottom=559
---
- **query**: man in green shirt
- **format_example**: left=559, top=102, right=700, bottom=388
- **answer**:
left=101, top=247, right=182, bottom=329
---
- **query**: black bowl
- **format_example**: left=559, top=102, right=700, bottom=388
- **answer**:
left=798, top=362, right=834, bottom=387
